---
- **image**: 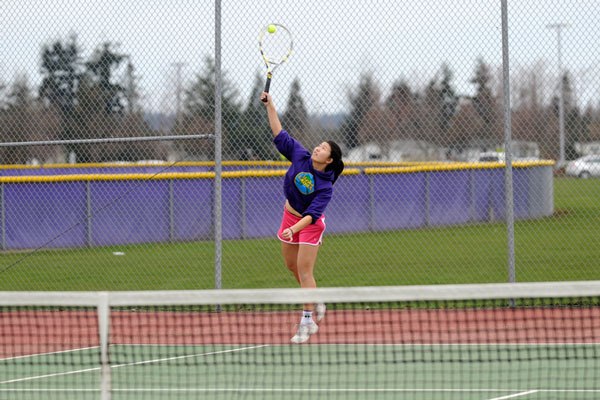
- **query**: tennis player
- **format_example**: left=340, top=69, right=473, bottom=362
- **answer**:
left=261, top=92, right=344, bottom=344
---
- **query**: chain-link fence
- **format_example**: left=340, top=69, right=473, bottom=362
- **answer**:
left=0, top=0, right=598, bottom=290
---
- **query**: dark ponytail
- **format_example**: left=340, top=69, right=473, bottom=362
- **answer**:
left=326, top=140, right=344, bottom=184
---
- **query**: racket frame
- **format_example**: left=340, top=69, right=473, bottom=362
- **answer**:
left=258, top=23, right=293, bottom=96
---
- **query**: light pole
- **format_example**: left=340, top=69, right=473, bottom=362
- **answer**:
left=547, top=23, right=568, bottom=168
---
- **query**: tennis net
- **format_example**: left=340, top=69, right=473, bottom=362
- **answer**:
left=1, top=281, right=600, bottom=400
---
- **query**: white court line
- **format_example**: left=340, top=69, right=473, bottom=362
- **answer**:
left=2, top=388, right=600, bottom=393
left=487, top=390, right=539, bottom=400
left=92, top=389, right=600, bottom=394
left=0, top=366, right=103, bottom=385
left=2, top=388, right=600, bottom=395
left=2, top=341, right=596, bottom=362
left=0, top=345, right=268, bottom=385
left=0, top=346, right=99, bottom=361
left=290, top=342, right=600, bottom=346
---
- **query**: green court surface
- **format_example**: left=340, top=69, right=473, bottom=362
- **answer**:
left=2, top=344, right=599, bottom=400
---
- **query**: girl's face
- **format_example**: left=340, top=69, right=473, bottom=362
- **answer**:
left=312, top=142, right=333, bottom=165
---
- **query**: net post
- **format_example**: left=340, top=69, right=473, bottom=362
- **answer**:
left=98, top=292, right=112, bottom=400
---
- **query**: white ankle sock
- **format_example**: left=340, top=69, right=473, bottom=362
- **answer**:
left=300, top=310, right=313, bottom=325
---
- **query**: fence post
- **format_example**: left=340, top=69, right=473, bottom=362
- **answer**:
left=368, top=174, right=375, bottom=231
left=424, top=172, right=431, bottom=227
left=501, top=0, right=516, bottom=284
left=86, top=181, right=92, bottom=247
left=169, top=179, right=175, bottom=242
left=214, top=0, right=223, bottom=291
left=241, top=177, right=247, bottom=239
left=1, top=183, right=5, bottom=250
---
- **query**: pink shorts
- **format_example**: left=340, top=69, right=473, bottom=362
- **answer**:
left=277, top=208, right=326, bottom=246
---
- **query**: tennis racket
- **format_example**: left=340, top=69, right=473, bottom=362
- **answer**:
left=259, top=23, right=293, bottom=101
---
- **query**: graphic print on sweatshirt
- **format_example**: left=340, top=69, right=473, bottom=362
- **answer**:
left=294, top=172, right=315, bottom=195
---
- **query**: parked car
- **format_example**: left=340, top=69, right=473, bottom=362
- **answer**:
left=565, top=155, right=600, bottom=178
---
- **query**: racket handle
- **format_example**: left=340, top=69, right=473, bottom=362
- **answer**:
left=262, top=73, right=272, bottom=102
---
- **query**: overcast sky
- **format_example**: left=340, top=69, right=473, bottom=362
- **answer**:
left=2, top=0, right=599, bottom=114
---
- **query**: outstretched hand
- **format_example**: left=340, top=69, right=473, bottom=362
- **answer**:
left=260, top=92, right=272, bottom=105
left=262, top=91, right=282, bottom=135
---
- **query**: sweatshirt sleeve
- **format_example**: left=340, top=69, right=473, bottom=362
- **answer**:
left=302, top=187, right=333, bottom=224
left=273, top=130, right=309, bottom=162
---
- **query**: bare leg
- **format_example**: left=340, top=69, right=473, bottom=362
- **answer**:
left=296, top=244, right=320, bottom=311
left=281, top=242, right=300, bottom=284
left=289, top=244, right=322, bottom=344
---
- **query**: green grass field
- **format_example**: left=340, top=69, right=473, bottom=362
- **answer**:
left=1, top=177, right=599, bottom=291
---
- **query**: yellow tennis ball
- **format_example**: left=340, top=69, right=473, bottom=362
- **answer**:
left=267, top=24, right=277, bottom=34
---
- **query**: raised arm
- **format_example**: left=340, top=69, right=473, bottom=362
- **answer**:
left=261, top=92, right=283, bottom=137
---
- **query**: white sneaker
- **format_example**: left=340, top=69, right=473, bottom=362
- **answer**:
left=315, top=303, right=326, bottom=322
left=290, top=322, right=319, bottom=344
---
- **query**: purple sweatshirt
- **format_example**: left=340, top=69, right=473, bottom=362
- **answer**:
left=274, top=130, right=334, bottom=224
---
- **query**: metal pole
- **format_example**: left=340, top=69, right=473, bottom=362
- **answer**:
left=1, top=184, right=5, bottom=251
left=240, top=178, right=247, bottom=239
left=98, top=292, right=111, bottom=400
left=424, top=173, right=430, bottom=227
left=368, top=175, right=375, bottom=231
left=169, top=179, right=175, bottom=242
left=0, top=134, right=213, bottom=148
left=547, top=23, right=569, bottom=168
left=501, top=0, right=516, bottom=284
left=86, top=181, right=92, bottom=247
left=214, top=0, right=223, bottom=290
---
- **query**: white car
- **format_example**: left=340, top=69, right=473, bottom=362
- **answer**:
left=565, top=155, right=600, bottom=178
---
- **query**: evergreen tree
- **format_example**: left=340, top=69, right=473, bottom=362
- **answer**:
left=39, top=35, right=83, bottom=150
left=118, top=59, right=158, bottom=161
left=175, top=56, right=241, bottom=159
left=552, top=73, right=588, bottom=160
left=385, top=80, right=416, bottom=140
left=39, top=36, right=82, bottom=115
left=122, top=59, right=141, bottom=114
left=418, top=79, right=439, bottom=144
left=238, top=72, right=272, bottom=160
left=565, top=107, right=589, bottom=160
left=71, top=75, right=112, bottom=161
left=418, top=65, right=459, bottom=147
left=86, top=42, right=127, bottom=115
left=471, top=58, right=500, bottom=145
left=281, top=78, right=310, bottom=147
left=282, top=78, right=310, bottom=144
left=439, top=64, right=459, bottom=135
left=341, top=73, right=378, bottom=149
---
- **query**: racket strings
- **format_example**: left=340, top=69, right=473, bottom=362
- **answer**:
left=260, top=31, right=292, bottom=66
